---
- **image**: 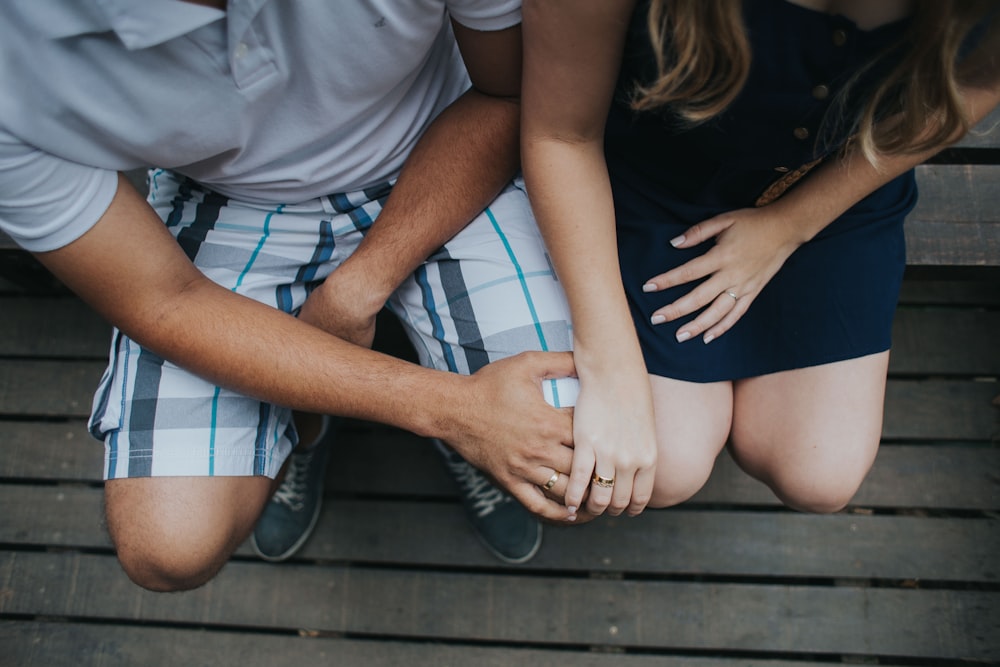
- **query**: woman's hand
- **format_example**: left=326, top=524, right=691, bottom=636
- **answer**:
left=643, top=206, right=805, bottom=343
left=564, top=357, right=658, bottom=518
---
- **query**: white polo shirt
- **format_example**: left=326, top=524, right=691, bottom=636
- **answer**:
left=0, top=0, right=521, bottom=251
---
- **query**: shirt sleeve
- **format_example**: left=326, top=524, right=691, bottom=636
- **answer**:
left=0, top=129, right=119, bottom=252
left=447, top=0, right=521, bottom=32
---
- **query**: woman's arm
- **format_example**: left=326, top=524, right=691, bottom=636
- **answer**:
left=646, top=80, right=1000, bottom=343
left=522, top=0, right=656, bottom=517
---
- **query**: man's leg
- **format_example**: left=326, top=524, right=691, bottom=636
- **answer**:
left=106, top=476, right=271, bottom=591
left=93, top=171, right=348, bottom=583
left=389, top=177, right=576, bottom=563
left=91, top=327, right=299, bottom=589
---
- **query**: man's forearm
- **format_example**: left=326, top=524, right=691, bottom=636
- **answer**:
left=333, top=88, right=520, bottom=306
left=35, top=178, right=455, bottom=434
left=34, top=176, right=577, bottom=518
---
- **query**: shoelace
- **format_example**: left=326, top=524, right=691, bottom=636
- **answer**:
left=443, top=455, right=509, bottom=518
left=271, top=448, right=314, bottom=512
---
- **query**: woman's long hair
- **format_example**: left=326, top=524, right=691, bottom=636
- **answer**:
left=632, top=0, right=1000, bottom=163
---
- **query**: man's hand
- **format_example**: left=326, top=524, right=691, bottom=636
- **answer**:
left=444, top=351, right=579, bottom=522
left=298, top=262, right=386, bottom=349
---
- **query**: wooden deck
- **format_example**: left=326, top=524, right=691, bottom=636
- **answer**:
left=1, top=268, right=998, bottom=666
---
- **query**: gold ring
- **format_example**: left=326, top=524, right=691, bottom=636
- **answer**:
left=726, top=290, right=738, bottom=301
left=543, top=471, right=560, bottom=490
left=592, top=473, right=615, bottom=488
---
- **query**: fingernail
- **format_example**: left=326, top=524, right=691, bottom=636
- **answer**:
left=567, top=506, right=577, bottom=514
left=704, top=333, right=715, bottom=344
left=676, top=330, right=691, bottom=342
left=651, top=314, right=666, bottom=325
left=670, top=235, right=685, bottom=247
left=642, top=282, right=657, bottom=293
left=566, top=514, right=577, bottom=522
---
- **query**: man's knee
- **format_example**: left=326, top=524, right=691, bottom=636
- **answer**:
left=112, top=528, right=230, bottom=592
left=105, top=476, right=270, bottom=592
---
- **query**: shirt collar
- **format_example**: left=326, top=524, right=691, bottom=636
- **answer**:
left=38, top=0, right=226, bottom=49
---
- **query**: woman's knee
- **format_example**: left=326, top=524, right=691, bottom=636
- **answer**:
left=733, top=434, right=878, bottom=514
left=647, top=376, right=732, bottom=508
left=770, top=470, right=867, bottom=513
left=730, top=354, right=887, bottom=514
left=647, top=438, right=724, bottom=508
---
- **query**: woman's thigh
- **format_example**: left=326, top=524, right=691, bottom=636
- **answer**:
left=647, top=374, right=733, bottom=507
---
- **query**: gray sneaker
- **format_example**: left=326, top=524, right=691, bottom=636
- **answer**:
left=251, top=417, right=334, bottom=562
left=434, top=440, right=542, bottom=564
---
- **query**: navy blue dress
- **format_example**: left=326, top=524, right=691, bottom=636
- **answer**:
left=607, top=0, right=917, bottom=382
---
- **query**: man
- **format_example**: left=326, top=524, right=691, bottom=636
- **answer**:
left=0, top=0, right=582, bottom=591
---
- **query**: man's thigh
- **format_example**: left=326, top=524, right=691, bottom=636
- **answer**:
left=389, top=178, right=578, bottom=405
left=92, top=171, right=371, bottom=481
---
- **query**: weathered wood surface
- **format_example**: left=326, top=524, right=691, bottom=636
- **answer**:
left=0, top=280, right=997, bottom=664
left=4, top=484, right=997, bottom=582
left=1, top=420, right=997, bottom=510
left=1, top=551, right=997, bottom=661
left=0, top=621, right=909, bottom=667
left=905, top=165, right=1000, bottom=266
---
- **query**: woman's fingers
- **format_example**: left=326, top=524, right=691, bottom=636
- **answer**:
left=585, top=465, right=618, bottom=516
left=668, top=214, right=734, bottom=249
left=673, top=287, right=753, bottom=343
left=564, top=447, right=595, bottom=512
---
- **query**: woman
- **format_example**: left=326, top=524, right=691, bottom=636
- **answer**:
left=521, top=0, right=1000, bottom=518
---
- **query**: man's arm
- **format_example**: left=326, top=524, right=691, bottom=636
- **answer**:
left=33, top=173, right=576, bottom=519
left=298, top=23, right=524, bottom=346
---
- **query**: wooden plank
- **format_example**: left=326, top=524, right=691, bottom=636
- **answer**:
left=889, top=307, right=1000, bottom=375
left=912, top=165, right=1000, bottom=224
left=0, top=552, right=995, bottom=660
left=0, top=248, right=70, bottom=291
left=0, top=276, right=22, bottom=292
left=905, top=220, right=1000, bottom=266
left=0, top=359, right=105, bottom=417
left=695, top=445, right=1000, bottom=510
left=907, top=165, right=1000, bottom=266
left=0, top=621, right=852, bottom=667
left=897, top=279, right=1000, bottom=306
left=330, top=428, right=1000, bottom=507
left=881, top=378, right=999, bottom=440
left=0, top=297, right=110, bottom=358
left=0, top=421, right=104, bottom=480
left=3, top=418, right=996, bottom=510
left=3, top=484, right=996, bottom=582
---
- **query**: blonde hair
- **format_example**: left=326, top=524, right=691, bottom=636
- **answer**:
left=631, top=0, right=1000, bottom=162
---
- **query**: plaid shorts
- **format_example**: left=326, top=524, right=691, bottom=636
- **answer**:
left=90, top=170, right=577, bottom=479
